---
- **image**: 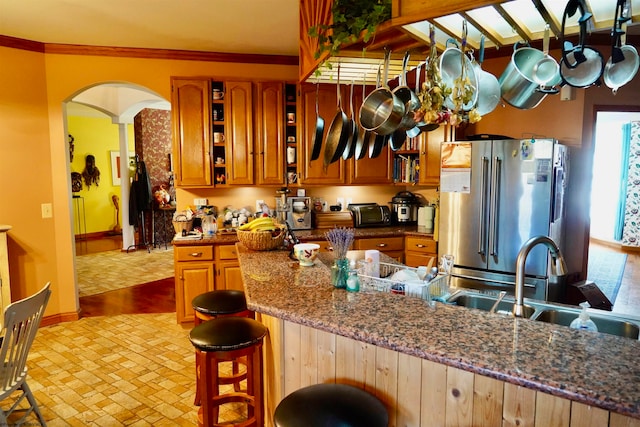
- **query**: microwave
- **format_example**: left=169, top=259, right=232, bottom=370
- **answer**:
left=348, top=204, right=391, bottom=228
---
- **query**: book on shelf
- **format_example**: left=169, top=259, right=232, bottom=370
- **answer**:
left=393, top=155, right=420, bottom=184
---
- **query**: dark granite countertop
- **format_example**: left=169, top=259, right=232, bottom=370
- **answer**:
left=236, top=246, right=640, bottom=419
left=172, top=225, right=433, bottom=246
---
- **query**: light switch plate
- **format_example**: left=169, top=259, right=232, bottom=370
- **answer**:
left=41, top=203, right=52, bottom=218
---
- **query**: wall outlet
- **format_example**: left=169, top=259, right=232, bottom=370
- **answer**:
left=336, top=197, right=344, bottom=210
left=256, top=199, right=264, bottom=212
left=193, top=198, right=208, bottom=206
left=41, top=203, right=53, bottom=218
left=346, top=198, right=353, bottom=208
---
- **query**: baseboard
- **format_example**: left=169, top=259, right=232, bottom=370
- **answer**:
left=75, top=230, right=122, bottom=241
left=41, top=311, right=80, bottom=327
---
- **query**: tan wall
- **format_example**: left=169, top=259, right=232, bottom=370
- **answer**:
left=1, top=41, right=639, bottom=321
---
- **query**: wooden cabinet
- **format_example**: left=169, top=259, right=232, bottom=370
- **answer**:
left=225, top=80, right=254, bottom=185
left=404, top=235, right=438, bottom=268
left=171, top=78, right=212, bottom=187
left=389, top=124, right=449, bottom=186
left=216, top=244, right=243, bottom=291
left=354, top=236, right=404, bottom=262
left=255, top=81, right=286, bottom=186
left=299, top=83, right=346, bottom=185
left=174, top=245, right=215, bottom=323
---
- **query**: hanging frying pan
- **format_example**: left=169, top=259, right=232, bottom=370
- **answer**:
left=310, top=82, right=325, bottom=161
left=368, top=65, right=388, bottom=159
left=355, top=74, right=375, bottom=160
left=323, top=64, right=350, bottom=167
left=603, top=0, right=639, bottom=94
left=342, top=81, right=359, bottom=160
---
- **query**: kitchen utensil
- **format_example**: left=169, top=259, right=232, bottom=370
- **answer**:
left=439, top=35, right=478, bottom=112
left=368, top=65, right=389, bottom=158
left=603, top=0, right=639, bottom=94
left=359, top=49, right=406, bottom=136
left=559, top=0, right=604, bottom=88
left=310, top=82, right=325, bottom=161
left=406, top=62, right=422, bottom=138
left=342, top=81, right=359, bottom=160
left=392, top=51, right=420, bottom=131
left=499, top=41, right=561, bottom=110
left=472, top=35, right=501, bottom=116
left=354, top=75, right=374, bottom=160
left=323, top=64, right=350, bottom=167
left=532, top=24, right=560, bottom=88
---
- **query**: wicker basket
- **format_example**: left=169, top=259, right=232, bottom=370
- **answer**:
left=172, top=219, right=193, bottom=234
left=237, top=229, right=285, bottom=251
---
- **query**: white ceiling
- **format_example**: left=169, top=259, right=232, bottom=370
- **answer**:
left=0, top=0, right=300, bottom=56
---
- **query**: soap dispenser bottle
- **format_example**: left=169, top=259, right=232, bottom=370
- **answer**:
left=569, top=302, right=598, bottom=332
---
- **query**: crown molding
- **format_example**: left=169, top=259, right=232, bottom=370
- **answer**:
left=0, top=34, right=298, bottom=66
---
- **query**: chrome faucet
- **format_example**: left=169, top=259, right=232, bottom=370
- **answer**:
left=513, top=236, right=568, bottom=317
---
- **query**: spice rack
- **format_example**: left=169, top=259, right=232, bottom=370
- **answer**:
left=285, top=83, right=298, bottom=185
left=212, top=80, right=227, bottom=186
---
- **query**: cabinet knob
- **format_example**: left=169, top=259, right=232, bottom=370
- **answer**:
left=416, top=244, right=426, bottom=248
left=376, top=243, right=387, bottom=248
left=189, top=252, right=203, bottom=257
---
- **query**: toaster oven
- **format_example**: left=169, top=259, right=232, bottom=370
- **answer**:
left=348, top=203, right=391, bottom=228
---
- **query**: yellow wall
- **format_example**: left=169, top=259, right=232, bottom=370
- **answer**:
left=1, top=40, right=639, bottom=322
left=67, top=116, right=135, bottom=234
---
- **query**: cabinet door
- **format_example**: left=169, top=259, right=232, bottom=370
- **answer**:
left=348, top=83, right=393, bottom=184
left=171, top=78, right=212, bottom=187
left=419, top=125, right=447, bottom=186
left=299, top=83, right=346, bottom=185
left=256, top=81, right=285, bottom=185
left=175, top=261, right=214, bottom=323
left=219, top=262, right=244, bottom=291
left=226, top=80, right=254, bottom=185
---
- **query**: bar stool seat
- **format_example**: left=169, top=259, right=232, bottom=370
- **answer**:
left=192, top=290, right=253, bottom=325
left=274, top=383, right=388, bottom=427
left=190, top=317, right=267, bottom=427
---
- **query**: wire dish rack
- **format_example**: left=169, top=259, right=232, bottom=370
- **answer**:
left=357, top=262, right=451, bottom=303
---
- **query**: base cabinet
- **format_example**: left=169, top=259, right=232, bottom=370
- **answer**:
left=174, top=245, right=215, bottom=323
left=258, top=315, right=640, bottom=427
left=216, top=244, right=243, bottom=291
left=404, top=236, right=437, bottom=268
left=354, top=236, right=404, bottom=262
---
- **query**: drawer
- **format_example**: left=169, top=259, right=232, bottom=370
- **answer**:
left=355, top=236, right=404, bottom=252
left=217, top=244, right=238, bottom=260
left=175, top=245, right=214, bottom=262
left=405, top=237, right=437, bottom=254
left=405, top=252, right=437, bottom=268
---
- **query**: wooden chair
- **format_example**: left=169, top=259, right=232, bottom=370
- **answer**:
left=0, top=282, right=51, bottom=426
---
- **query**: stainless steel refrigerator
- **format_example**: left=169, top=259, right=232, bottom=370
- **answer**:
left=438, top=138, right=568, bottom=301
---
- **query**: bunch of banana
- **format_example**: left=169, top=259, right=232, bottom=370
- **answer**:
left=238, top=216, right=280, bottom=232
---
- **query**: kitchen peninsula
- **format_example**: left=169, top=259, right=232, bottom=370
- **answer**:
left=235, top=245, right=640, bottom=427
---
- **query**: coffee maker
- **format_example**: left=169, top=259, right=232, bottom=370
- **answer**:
left=285, top=196, right=312, bottom=230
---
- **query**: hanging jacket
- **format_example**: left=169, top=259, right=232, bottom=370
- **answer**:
left=128, top=160, right=152, bottom=226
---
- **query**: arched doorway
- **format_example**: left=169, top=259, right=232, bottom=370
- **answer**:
left=64, top=82, right=174, bottom=299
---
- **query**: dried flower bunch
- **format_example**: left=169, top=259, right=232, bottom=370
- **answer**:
left=324, top=227, right=355, bottom=259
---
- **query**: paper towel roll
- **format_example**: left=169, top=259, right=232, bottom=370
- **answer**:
left=365, top=249, right=380, bottom=278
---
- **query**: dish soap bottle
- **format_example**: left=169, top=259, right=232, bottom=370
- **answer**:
left=569, top=302, right=598, bottom=332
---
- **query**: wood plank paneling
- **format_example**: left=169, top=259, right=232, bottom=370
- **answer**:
left=375, top=346, right=399, bottom=427
left=283, top=321, right=301, bottom=396
left=610, top=413, right=640, bottom=427
left=258, top=314, right=284, bottom=421
left=421, top=359, right=447, bottom=427
left=535, top=392, right=570, bottom=427
left=397, top=353, right=423, bottom=426
left=570, top=402, right=610, bottom=427
left=446, top=367, right=474, bottom=426
left=503, top=383, right=536, bottom=427
left=317, top=328, right=336, bottom=383
left=473, top=374, right=504, bottom=427
left=300, top=322, right=318, bottom=387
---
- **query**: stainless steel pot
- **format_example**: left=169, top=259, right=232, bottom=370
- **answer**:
left=499, top=42, right=561, bottom=110
left=360, top=49, right=405, bottom=136
left=439, top=36, right=478, bottom=112
left=472, top=35, right=501, bottom=116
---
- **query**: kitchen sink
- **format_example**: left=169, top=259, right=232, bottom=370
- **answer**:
left=446, top=290, right=640, bottom=339
left=447, top=293, right=536, bottom=318
left=533, top=309, right=640, bottom=339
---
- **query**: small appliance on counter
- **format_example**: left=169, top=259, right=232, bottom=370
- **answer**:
left=285, top=196, right=312, bottom=230
left=348, top=203, right=391, bottom=228
left=389, top=191, right=421, bottom=224
left=417, top=205, right=435, bottom=233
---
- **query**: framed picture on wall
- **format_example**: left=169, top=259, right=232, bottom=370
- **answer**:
left=110, top=151, right=135, bottom=186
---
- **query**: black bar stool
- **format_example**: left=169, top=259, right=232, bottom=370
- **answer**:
left=192, top=290, right=254, bottom=406
left=274, top=383, right=389, bottom=427
left=190, top=317, right=267, bottom=427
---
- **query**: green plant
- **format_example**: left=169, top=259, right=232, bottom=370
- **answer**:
left=308, top=0, right=391, bottom=61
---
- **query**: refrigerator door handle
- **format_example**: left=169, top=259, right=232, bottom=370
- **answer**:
left=489, top=156, right=501, bottom=256
left=478, top=156, right=489, bottom=255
